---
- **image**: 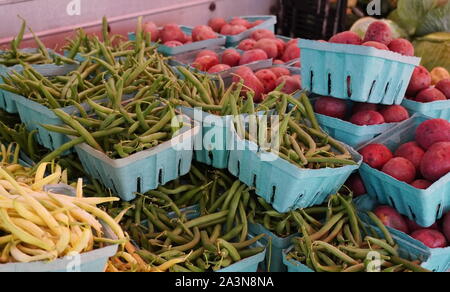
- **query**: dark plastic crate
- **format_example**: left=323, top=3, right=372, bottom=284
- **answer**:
left=281, top=0, right=348, bottom=40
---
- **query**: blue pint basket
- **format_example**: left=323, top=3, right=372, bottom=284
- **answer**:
left=129, top=26, right=226, bottom=56
left=300, top=39, right=421, bottom=105
left=0, top=223, right=118, bottom=272
left=73, top=118, right=200, bottom=201
left=402, top=99, right=450, bottom=121
left=10, top=64, right=81, bottom=152
left=316, top=113, right=400, bottom=149
left=223, top=15, right=277, bottom=47
left=249, top=223, right=298, bottom=272
left=227, top=122, right=363, bottom=213
left=358, top=115, right=450, bottom=227
left=355, top=195, right=450, bottom=273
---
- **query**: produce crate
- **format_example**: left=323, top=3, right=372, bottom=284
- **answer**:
left=355, top=195, right=450, bottom=272
left=228, top=122, right=363, bottom=213
left=300, top=39, right=421, bottom=105
left=315, top=109, right=400, bottom=148
left=224, top=15, right=278, bottom=47
left=358, top=115, right=450, bottom=227
left=0, top=221, right=118, bottom=272
left=280, top=0, right=348, bottom=40
left=11, top=65, right=82, bottom=152
left=128, top=26, right=226, bottom=56
left=402, top=99, right=450, bottom=121
left=73, top=117, right=200, bottom=201
left=169, top=46, right=273, bottom=79
left=249, top=223, right=298, bottom=272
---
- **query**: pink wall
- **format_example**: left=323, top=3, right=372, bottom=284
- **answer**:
left=0, top=0, right=278, bottom=50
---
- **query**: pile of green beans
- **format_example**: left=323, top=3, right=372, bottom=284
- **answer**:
left=172, top=66, right=280, bottom=116
left=0, top=59, right=107, bottom=108
left=0, top=19, right=76, bottom=67
left=238, top=93, right=357, bottom=169
left=286, top=194, right=431, bottom=273
left=63, top=17, right=133, bottom=60
left=104, top=165, right=265, bottom=272
left=41, top=88, right=183, bottom=160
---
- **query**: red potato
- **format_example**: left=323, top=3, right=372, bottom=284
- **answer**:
left=270, top=67, right=291, bottom=78
left=363, top=21, right=393, bottom=46
left=415, top=119, right=450, bottom=150
left=329, top=31, right=362, bottom=45
left=273, top=60, right=285, bottom=65
left=251, top=29, right=276, bottom=41
left=276, top=75, right=301, bottom=94
left=443, top=212, right=450, bottom=242
left=395, top=142, right=425, bottom=170
left=360, top=144, right=394, bottom=169
left=379, top=105, right=410, bottom=123
left=232, top=66, right=265, bottom=102
left=221, top=24, right=247, bottom=36
left=255, top=69, right=278, bottom=93
left=161, top=24, right=186, bottom=43
left=314, top=96, right=348, bottom=119
left=230, top=17, right=251, bottom=28
left=282, top=44, right=300, bottom=62
left=286, top=38, right=300, bottom=48
left=352, top=103, right=379, bottom=114
left=192, top=25, right=217, bottom=42
left=382, top=157, right=417, bottom=184
left=362, top=41, right=389, bottom=50
left=421, top=142, right=450, bottom=182
left=192, top=55, right=219, bottom=71
left=406, top=218, right=439, bottom=232
left=207, top=64, right=231, bottom=73
left=350, top=110, right=385, bottom=126
left=374, top=206, right=410, bottom=234
left=346, top=174, right=367, bottom=197
left=221, top=49, right=241, bottom=67
left=164, top=41, right=184, bottom=47
left=254, top=38, right=279, bottom=59
left=389, top=38, right=415, bottom=56
left=143, top=22, right=160, bottom=42
left=411, top=179, right=433, bottom=190
left=436, top=79, right=450, bottom=99
left=184, top=35, right=193, bottom=43
left=407, top=66, right=432, bottom=96
left=411, top=229, right=448, bottom=248
left=196, top=50, right=219, bottom=61
left=415, top=87, right=447, bottom=103
left=239, top=49, right=268, bottom=65
left=237, top=39, right=257, bottom=51
left=273, top=38, right=287, bottom=58
left=208, top=18, right=227, bottom=33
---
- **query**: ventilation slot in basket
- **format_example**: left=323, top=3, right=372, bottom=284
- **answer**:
left=368, top=80, right=377, bottom=99
left=236, top=161, right=241, bottom=177
left=158, top=169, right=163, bottom=185
left=347, top=76, right=352, bottom=98
left=252, top=174, right=257, bottom=188
left=208, top=151, right=214, bottom=163
left=328, top=73, right=332, bottom=95
left=310, top=70, right=314, bottom=92
left=270, top=186, right=277, bottom=204
left=384, top=82, right=391, bottom=98
left=178, top=159, right=182, bottom=176
left=394, top=81, right=404, bottom=101
left=136, top=177, right=142, bottom=194
left=409, top=205, right=417, bottom=221
left=436, top=204, right=443, bottom=219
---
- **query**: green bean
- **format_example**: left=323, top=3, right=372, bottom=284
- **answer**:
left=367, top=211, right=395, bottom=246
left=172, top=227, right=201, bottom=252
left=365, top=237, right=399, bottom=257
left=185, top=211, right=229, bottom=229
left=338, top=195, right=362, bottom=246
left=313, top=241, right=359, bottom=265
